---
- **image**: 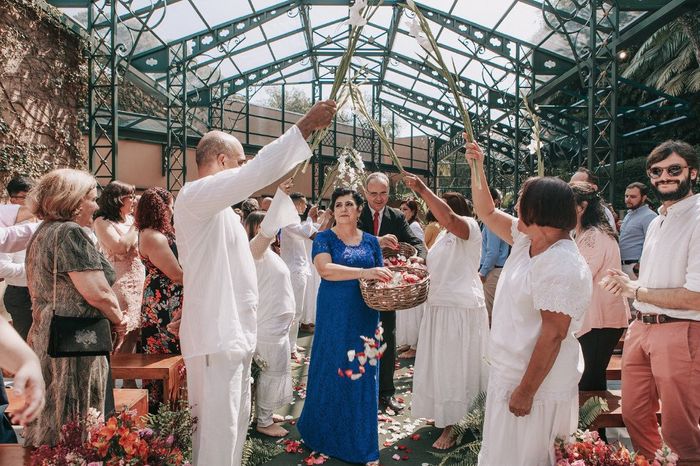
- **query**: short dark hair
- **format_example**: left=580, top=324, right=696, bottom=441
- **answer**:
left=244, top=211, right=266, bottom=241
left=7, top=176, right=34, bottom=196
left=646, top=140, right=698, bottom=171
left=330, top=187, right=364, bottom=211
left=575, top=167, right=598, bottom=186
left=519, top=177, right=576, bottom=231
left=442, top=192, right=473, bottom=217
left=626, top=181, right=648, bottom=196
left=400, top=198, right=420, bottom=223
left=95, top=180, right=135, bottom=222
left=290, top=192, right=306, bottom=202
left=426, top=209, right=437, bottom=223
left=488, top=187, right=502, bottom=202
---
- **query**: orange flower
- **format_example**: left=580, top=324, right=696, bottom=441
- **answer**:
left=635, top=455, right=651, bottom=466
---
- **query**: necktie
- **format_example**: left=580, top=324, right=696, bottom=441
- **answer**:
left=373, top=211, right=380, bottom=236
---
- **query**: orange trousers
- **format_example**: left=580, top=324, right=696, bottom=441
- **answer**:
left=621, top=319, right=700, bottom=462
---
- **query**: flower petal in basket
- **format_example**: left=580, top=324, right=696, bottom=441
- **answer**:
left=360, top=265, right=429, bottom=312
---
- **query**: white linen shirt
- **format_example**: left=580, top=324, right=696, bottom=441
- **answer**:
left=280, top=218, right=317, bottom=276
left=635, top=193, right=700, bottom=321
left=174, top=125, right=312, bottom=358
left=426, top=217, right=484, bottom=308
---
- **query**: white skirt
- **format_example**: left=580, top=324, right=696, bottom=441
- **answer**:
left=396, top=302, right=425, bottom=348
left=411, top=304, right=490, bottom=427
left=478, top=374, right=578, bottom=466
left=255, top=337, right=293, bottom=410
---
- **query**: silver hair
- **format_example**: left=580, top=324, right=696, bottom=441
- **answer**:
left=364, top=172, right=390, bottom=189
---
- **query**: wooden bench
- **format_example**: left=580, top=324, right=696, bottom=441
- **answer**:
left=110, top=353, right=185, bottom=404
left=0, top=445, right=30, bottom=466
left=5, top=388, right=148, bottom=425
left=580, top=390, right=661, bottom=428
left=606, top=354, right=621, bottom=380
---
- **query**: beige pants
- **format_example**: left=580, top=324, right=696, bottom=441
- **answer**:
left=186, top=351, right=253, bottom=466
left=482, top=268, right=502, bottom=324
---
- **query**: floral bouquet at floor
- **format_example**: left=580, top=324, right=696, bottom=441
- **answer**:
left=555, top=430, right=678, bottom=466
left=30, top=402, right=196, bottom=466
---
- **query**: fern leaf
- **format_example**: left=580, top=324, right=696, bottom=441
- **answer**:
left=578, top=396, right=609, bottom=430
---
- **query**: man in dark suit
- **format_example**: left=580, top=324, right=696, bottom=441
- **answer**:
left=359, top=172, right=426, bottom=412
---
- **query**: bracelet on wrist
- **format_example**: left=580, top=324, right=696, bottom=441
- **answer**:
left=634, top=286, right=640, bottom=301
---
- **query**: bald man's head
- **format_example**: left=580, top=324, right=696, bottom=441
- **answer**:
left=196, top=130, right=245, bottom=169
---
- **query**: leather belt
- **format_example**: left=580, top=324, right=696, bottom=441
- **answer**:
left=622, top=259, right=639, bottom=265
left=635, top=311, right=694, bottom=324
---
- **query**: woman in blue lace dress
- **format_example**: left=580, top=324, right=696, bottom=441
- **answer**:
left=297, top=187, right=392, bottom=466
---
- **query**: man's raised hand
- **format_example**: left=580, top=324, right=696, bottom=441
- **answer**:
left=297, top=100, right=337, bottom=139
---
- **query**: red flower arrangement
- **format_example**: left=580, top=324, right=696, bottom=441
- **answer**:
left=555, top=430, right=678, bottom=466
left=30, top=407, right=194, bottom=466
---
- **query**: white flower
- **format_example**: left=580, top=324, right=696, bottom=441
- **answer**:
left=347, top=0, right=368, bottom=27
left=527, top=138, right=539, bottom=155
left=347, top=349, right=356, bottom=361
left=408, top=18, right=422, bottom=38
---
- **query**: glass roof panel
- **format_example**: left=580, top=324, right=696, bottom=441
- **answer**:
left=494, top=2, right=547, bottom=45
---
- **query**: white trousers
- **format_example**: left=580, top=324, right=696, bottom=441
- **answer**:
left=186, top=351, right=252, bottom=466
left=288, top=273, right=308, bottom=351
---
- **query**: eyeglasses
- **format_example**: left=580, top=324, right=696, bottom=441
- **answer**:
left=9, top=195, right=26, bottom=200
left=647, top=164, right=688, bottom=179
left=121, top=194, right=136, bottom=200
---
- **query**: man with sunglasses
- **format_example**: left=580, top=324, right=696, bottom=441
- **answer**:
left=601, top=140, right=700, bottom=463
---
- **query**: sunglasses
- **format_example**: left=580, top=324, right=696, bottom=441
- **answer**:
left=647, top=164, right=687, bottom=179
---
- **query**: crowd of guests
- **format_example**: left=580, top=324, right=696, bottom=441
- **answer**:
left=0, top=96, right=697, bottom=466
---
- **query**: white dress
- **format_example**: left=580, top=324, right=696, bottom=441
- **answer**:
left=478, top=220, right=592, bottom=466
left=301, top=233, right=320, bottom=325
left=254, top=248, right=295, bottom=410
left=396, top=221, right=426, bottom=349
left=411, top=218, right=490, bottom=427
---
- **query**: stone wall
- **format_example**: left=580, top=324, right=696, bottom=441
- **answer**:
left=0, top=0, right=88, bottom=189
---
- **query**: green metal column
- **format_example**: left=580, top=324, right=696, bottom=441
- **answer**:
left=87, top=0, right=119, bottom=186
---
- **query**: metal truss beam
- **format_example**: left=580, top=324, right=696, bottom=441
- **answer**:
left=87, top=0, right=118, bottom=185
left=376, top=5, right=401, bottom=98
left=534, top=0, right=700, bottom=101
left=131, top=1, right=297, bottom=73
left=165, top=43, right=188, bottom=194
left=416, top=2, right=574, bottom=67
left=299, top=5, right=320, bottom=81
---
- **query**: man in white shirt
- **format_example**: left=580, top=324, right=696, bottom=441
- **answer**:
left=0, top=176, right=36, bottom=340
left=602, top=140, right=700, bottom=463
left=280, top=192, right=318, bottom=359
left=174, top=100, right=335, bottom=466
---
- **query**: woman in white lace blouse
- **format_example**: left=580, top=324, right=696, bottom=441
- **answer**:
left=465, top=142, right=592, bottom=466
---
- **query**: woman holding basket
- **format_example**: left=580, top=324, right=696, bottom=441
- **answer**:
left=297, top=187, right=391, bottom=466
left=402, top=173, right=490, bottom=450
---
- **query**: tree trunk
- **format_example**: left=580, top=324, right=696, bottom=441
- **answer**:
left=679, top=9, right=700, bottom=66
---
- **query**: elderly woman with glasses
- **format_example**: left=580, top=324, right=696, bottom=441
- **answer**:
left=94, top=181, right=145, bottom=356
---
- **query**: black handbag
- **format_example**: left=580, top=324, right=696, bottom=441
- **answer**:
left=47, top=225, right=113, bottom=358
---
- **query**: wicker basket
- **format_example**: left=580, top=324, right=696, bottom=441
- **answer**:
left=381, top=242, right=417, bottom=260
left=360, top=265, right=430, bottom=312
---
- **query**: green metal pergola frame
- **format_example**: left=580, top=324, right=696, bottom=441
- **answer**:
left=49, top=0, right=698, bottom=201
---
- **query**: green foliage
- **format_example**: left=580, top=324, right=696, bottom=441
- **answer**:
left=144, top=401, right=196, bottom=460
left=265, top=86, right=313, bottom=114
left=622, top=9, right=700, bottom=96
left=578, top=396, right=610, bottom=430
left=241, top=438, right=285, bottom=466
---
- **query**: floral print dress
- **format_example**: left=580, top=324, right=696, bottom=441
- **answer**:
left=140, top=239, right=183, bottom=410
